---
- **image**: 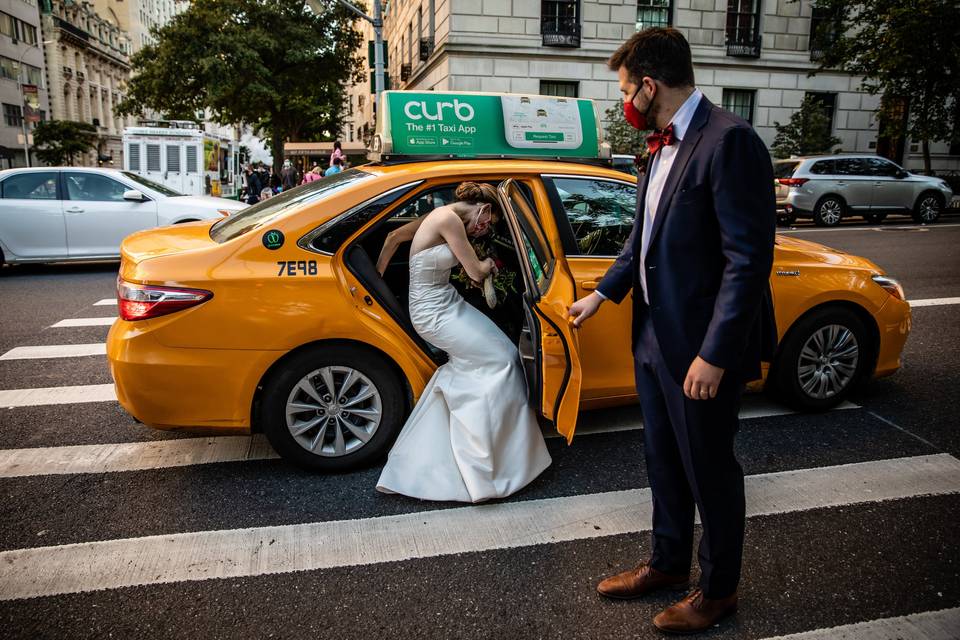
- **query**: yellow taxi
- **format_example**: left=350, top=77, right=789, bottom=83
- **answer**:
left=107, top=91, right=911, bottom=471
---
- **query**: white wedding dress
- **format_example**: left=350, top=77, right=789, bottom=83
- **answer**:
left=376, top=243, right=552, bottom=503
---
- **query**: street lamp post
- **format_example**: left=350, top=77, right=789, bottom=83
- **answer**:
left=335, top=0, right=384, bottom=97
left=16, top=40, right=54, bottom=168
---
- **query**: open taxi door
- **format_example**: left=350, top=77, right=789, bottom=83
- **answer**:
left=496, top=179, right=583, bottom=442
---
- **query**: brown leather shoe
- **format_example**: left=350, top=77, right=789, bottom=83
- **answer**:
left=596, top=563, right=689, bottom=600
left=653, top=588, right=738, bottom=634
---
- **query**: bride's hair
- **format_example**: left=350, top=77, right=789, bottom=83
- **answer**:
left=455, top=181, right=501, bottom=219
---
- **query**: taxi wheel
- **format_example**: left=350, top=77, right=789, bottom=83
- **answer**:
left=260, top=346, right=405, bottom=471
left=769, top=306, right=870, bottom=412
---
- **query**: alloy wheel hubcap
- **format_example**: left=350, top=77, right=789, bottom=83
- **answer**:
left=797, top=324, right=859, bottom=400
left=285, top=366, right=382, bottom=456
left=820, top=201, right=841, bottom=224
left=920, top=197, right=939, bottom=222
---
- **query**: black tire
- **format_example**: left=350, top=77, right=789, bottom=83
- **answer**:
left=863, top=212, right=887, bottom=224
left=912, top=191, right=944, bottom=223
left=769, top=306, right=872, bottom=412
left=260, top=344, right=405, bottom=471
left=813, top=196, right=845, bottom=227
left=777, top=211, right=797, bottom=226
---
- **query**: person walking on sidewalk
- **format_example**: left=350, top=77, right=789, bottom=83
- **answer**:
left=280, top=159, right=298, bottom=191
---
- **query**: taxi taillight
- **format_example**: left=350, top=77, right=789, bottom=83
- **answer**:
left=117, top=278, right=213, bottom=321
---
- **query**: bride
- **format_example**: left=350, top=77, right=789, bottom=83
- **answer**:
left=374, top=181, right=552, bottom=503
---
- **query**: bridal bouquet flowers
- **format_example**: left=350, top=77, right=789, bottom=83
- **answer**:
left=451, top=234, right=517, bottom=305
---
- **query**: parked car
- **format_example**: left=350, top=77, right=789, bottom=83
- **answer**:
left=0, top=167, right=247, bottom=266
left=107, top=161, right=911, bottom=471
left=774, top=155, right=953, bottom=226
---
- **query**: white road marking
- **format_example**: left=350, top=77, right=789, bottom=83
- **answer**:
left=910, top=297, right=960, bottom=307
left=0, top=384, right=116, bottom=408
left=0, top=453, right=956, bottom=600
left=0, top=435, right=278, bottom=477
left=780, top=222, right=960, bottom=233
left=761, top=607, right=960, bottom=640
left=546, top=399, right=860, bottom=438
left=50, top=317, right=116, bottom=328
left=0, top=343, right=106, bottom=360
left=93, top=299, right=115, bottom=306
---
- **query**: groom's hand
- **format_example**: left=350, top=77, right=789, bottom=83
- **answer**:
left=568, top=292, right=604, bottom=328
left=684, top=356, right=725, bottom=400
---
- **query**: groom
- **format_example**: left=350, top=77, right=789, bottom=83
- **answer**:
left=569, top=28, right=776, bottom=634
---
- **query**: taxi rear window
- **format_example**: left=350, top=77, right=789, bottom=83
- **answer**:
left=209, top=169, right=374, bottom=243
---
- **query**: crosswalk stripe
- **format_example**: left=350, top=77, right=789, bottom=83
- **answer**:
left=910, top=297, right=960, bottom=307
left=761, top=607, right=960, bottom=640
left=0, top=397, right=859, bottom=475
left=0, top=453, right=956, bottom=601
left=0, top=384, right=116, bottom=408
left=0, top=435, right=278, bottom=477
left=93, top=299, right=115, bottom=306
left=0, top=343, right=106, bottom=360
left=50, top=317, right=116, bottom=328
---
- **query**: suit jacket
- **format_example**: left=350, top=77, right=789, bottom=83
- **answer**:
left=597, top=97, right=777, bottom=385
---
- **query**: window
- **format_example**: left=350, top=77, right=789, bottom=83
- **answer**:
left=1, top=172, right=58, bottom=199
left=506, top=184, right=554, bottom=293
left=810, top=159, right=836, bottom=175
left=864, top=157, right=899, bottom=177
left=551, top=177, right=635, bottom=256
left=64, top=173, right=128, bottom=201
left=834, top=157, right=866, bottom=176
left=721, top=89, right=755, bottom=124
left=128, top=143, right=140, bottom=171
left=3, top=103, right=21, bottom=127
left=805, top=92, right=836, bottom=133
left=0, top=13, right=13, bottom=39
left=166, top=145, right=180, bottom=172
left=186, top=145, right=198, bottom=173
left=774, top=161, right=800, bottom=178
left=539, top=80, right=579, bottom=98
left=726, top=0, right=761, bottom=57
left=391, top=184, right=457, bottom=220
left=809, top=6, right=839, bottom=61
left=637, top=0, right=672, bottom=31
left=146, top=144, right=161, bottom=171
left=542, top=0, right=580, bottom=47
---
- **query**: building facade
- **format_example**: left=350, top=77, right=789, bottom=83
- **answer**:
left=346, top=0, right=958, bottom=172
left=92, top=0, right=180, bottom=54
left=0, top=0, right=48, bottom=168
left=40, top=0, right=134, bottom=166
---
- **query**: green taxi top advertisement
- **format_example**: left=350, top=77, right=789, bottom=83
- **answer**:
left=380, top=91, right=602, bottom=159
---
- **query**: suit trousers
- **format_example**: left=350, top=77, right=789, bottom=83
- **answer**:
left=634, top=314, right=746, bottom=598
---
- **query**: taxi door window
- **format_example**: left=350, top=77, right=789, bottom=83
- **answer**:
left=550, top=177, right=635, bottom=256
left=506, top=184, right=554, bottom=296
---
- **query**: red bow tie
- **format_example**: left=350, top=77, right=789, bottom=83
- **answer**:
left=646, top=124, right=676, bottom=155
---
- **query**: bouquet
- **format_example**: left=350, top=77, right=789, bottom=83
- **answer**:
left=450, top=234, right=517, bottom=305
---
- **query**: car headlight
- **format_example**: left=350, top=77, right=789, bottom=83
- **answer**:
left=872, top=274, right=905, bottom=301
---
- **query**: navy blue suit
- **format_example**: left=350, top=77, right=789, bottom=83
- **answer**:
left=597, top=97, right=776, bottom=598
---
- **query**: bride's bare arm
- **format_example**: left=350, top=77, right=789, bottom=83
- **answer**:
left=376, top=216, right=427, bottom=275
left=437, top=212, right=495, bottom=282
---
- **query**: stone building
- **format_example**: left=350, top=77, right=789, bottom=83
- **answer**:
left=93, top=0, right=181, bottom=54
left=0, top=0, right=48, bottom=168
left=40, top=0, right=134, bottom=166
left=346, top=0, right=958, bottom=172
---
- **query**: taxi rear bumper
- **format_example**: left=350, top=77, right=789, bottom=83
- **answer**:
left=107, top=319, right=281, bottom=432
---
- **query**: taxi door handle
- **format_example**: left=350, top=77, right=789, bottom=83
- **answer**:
left=581, top=280, right=599, bottom=291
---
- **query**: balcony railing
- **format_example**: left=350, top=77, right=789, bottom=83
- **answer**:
left=541, top=17, right=581, bottom=48
left=77, top=71, right=85, bottom=83
left=419, top=37, right=434, bottom=62
left=726, top=33, right=761, bottom=58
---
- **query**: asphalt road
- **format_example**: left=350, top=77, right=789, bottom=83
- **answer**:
left=0, top=220, right=958, bottom=639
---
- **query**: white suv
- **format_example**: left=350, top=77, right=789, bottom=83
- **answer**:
left=775, top=155, right=953, bottom=226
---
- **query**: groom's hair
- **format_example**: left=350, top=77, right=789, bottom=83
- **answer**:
left=609, top=27, right=695, bottom=88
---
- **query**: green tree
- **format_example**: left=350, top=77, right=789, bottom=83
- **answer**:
left=771, top=95, right=842, bottom=159
left=809, top=0, right=960, bottom=173
left=32, top=120, right=98, bottom=166
left=603, top=103, right=648, bottom=157
left=116, top=0, right=364, bottom=171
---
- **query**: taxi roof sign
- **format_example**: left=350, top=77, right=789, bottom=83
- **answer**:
left=371, top=90, right=610, bottom=162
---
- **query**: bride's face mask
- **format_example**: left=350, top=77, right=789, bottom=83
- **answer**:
left=468, top=203, right=494, bottom=237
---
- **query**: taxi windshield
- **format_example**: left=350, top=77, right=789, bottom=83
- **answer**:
left=210, top=168, right=374, bottom=243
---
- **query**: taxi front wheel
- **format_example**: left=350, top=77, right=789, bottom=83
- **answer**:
left=260, top=345, right=405, bottom=471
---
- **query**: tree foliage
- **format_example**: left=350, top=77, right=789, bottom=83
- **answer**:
left=603, top=103, right=648, bottom=158
left=810, top=0, right=960, bottom=172
left=32, top=120, right=98, bottom=166
left=771, top=94, right=842, bottom=159
left=116, top=0, right=364, bottom=170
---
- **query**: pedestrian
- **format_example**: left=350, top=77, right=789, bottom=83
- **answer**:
left=325, top=157, right=343, bottom=177
left=329, top=141, right=344, bottom=168
left=281, top=159, right=298, bottom=191
left=269, top=170, right=282, bottom=194
left=568, top=28, right=776, bottom=635
left=260, top=187, right=274, bottom=201
left=302, top=165, right=323, bottom=183
left=242, top=164, right=261, bottom=205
